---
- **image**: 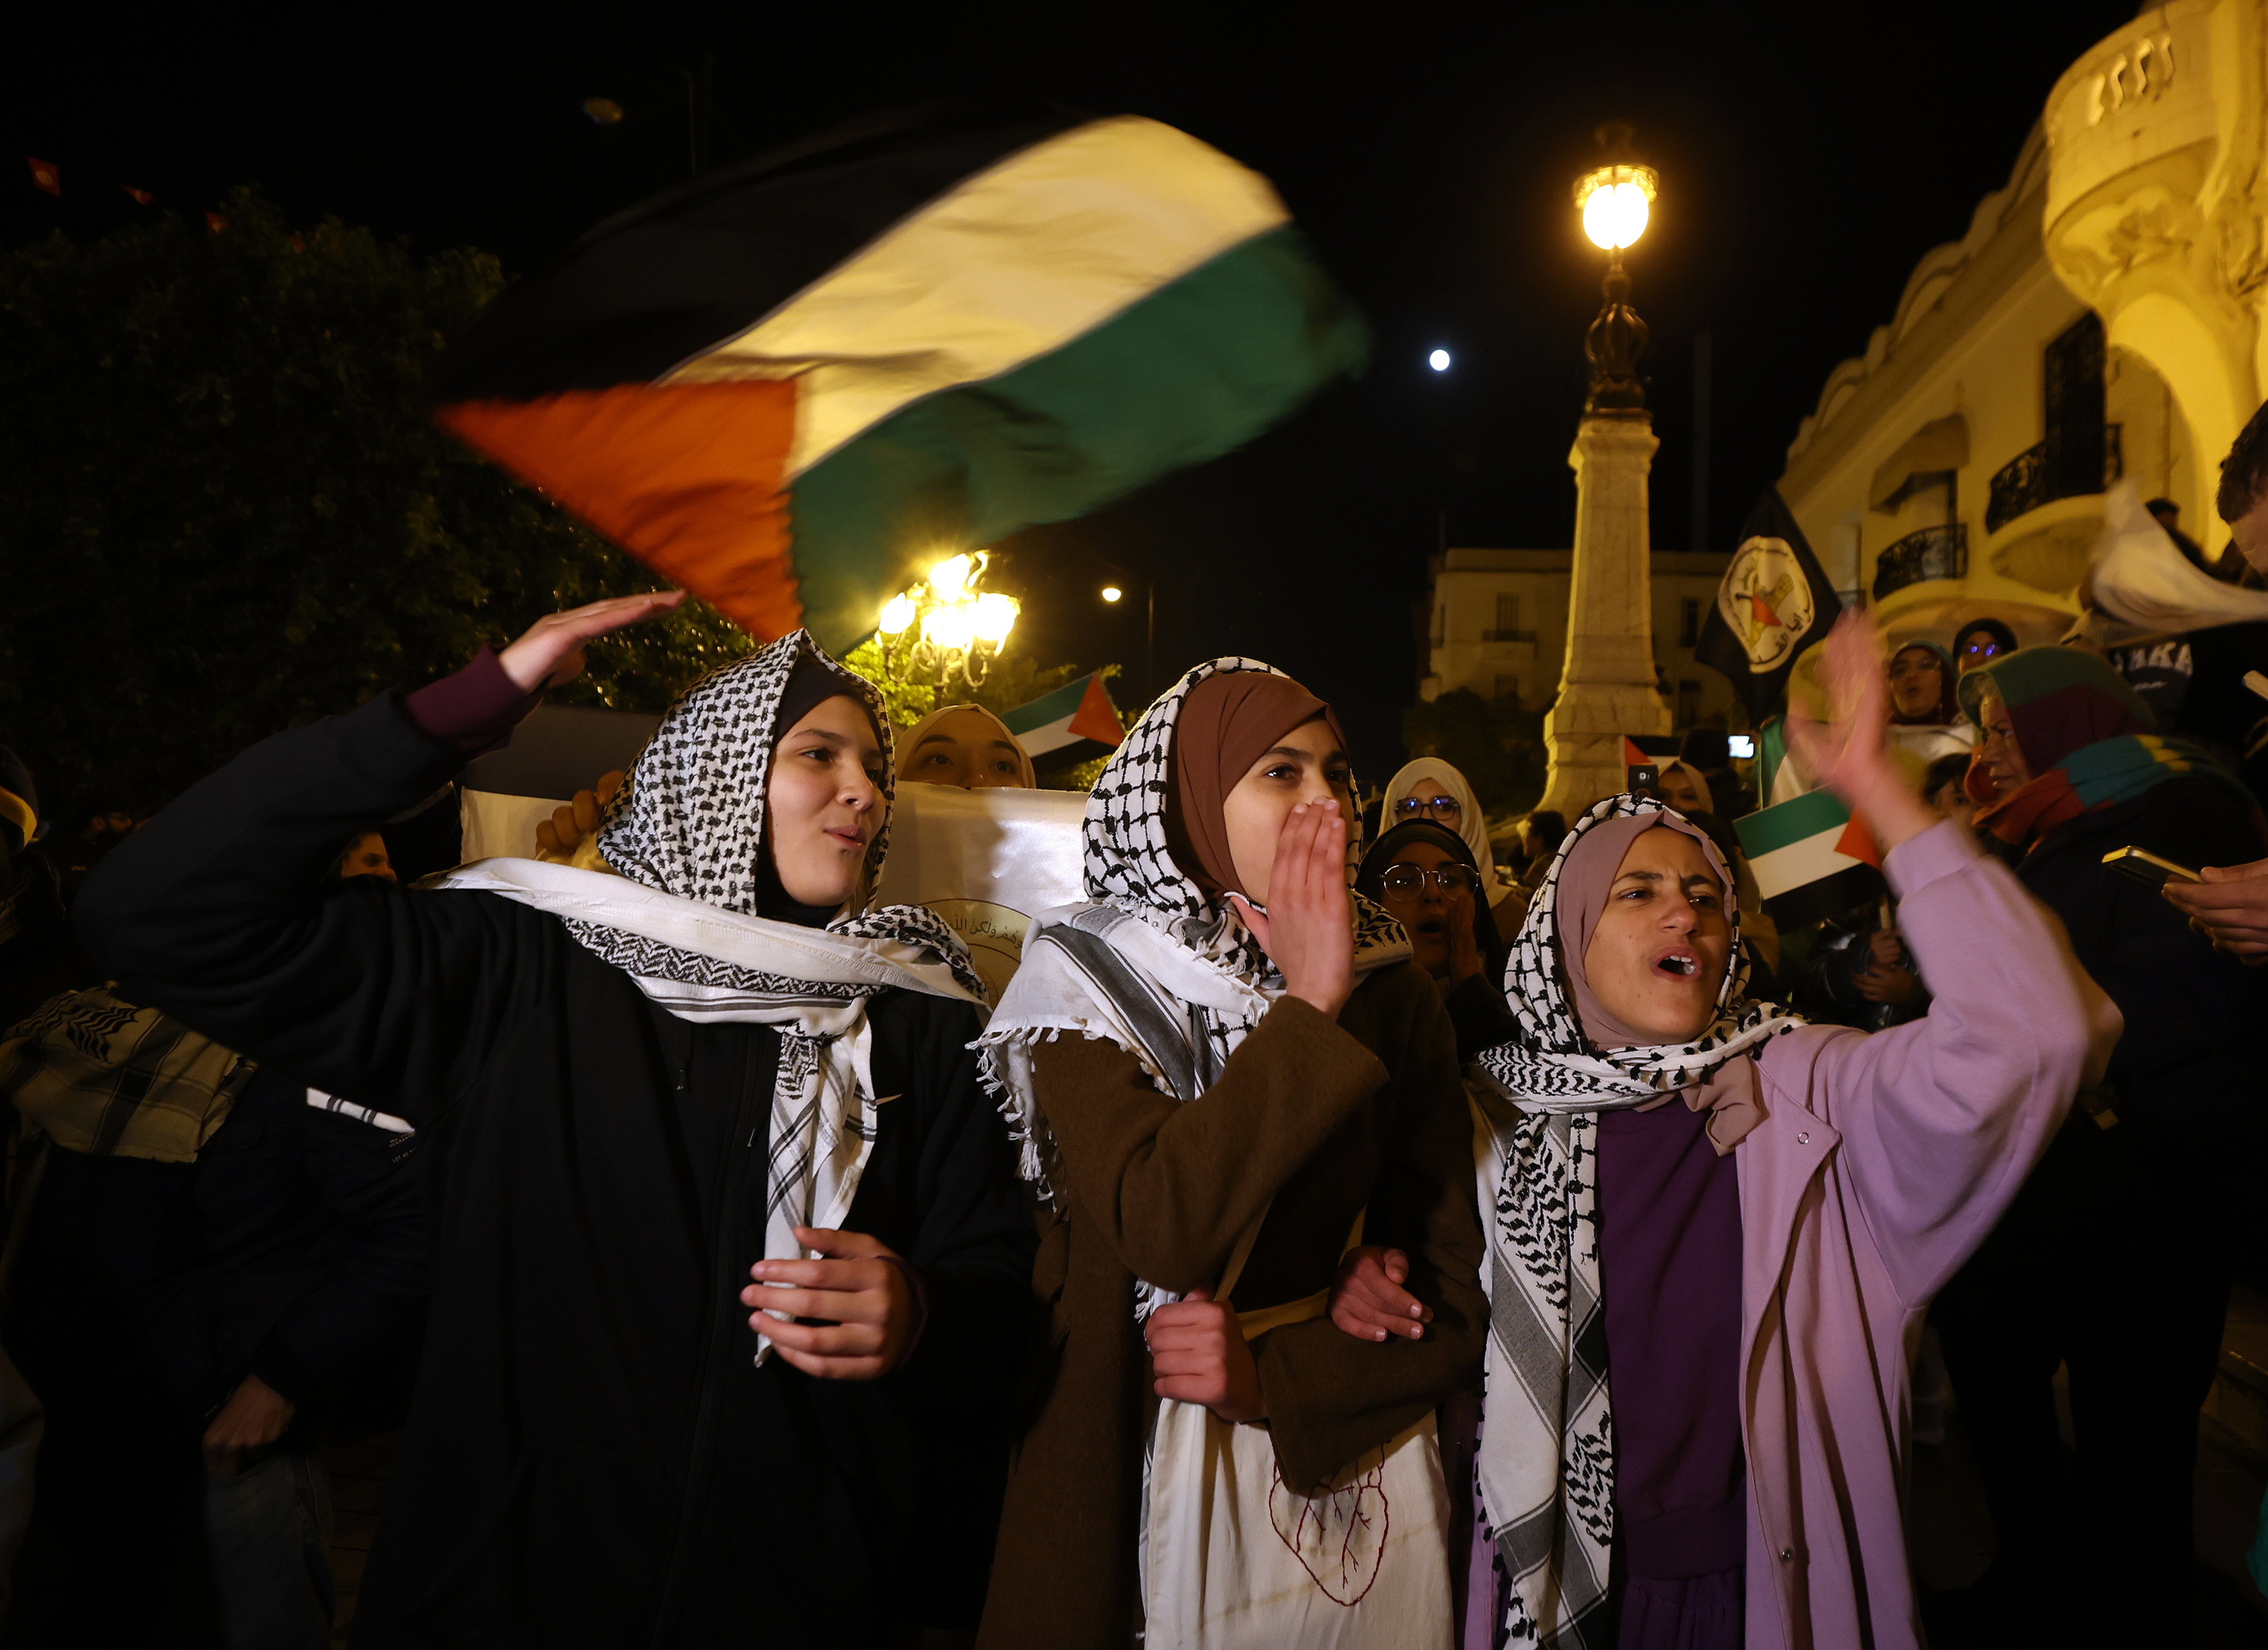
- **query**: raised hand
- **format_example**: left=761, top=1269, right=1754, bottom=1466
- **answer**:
left=1786, top=612, right=1937, bottom=855
left=1145, top=1287, right=1267, bottom=1422
left=741, top=1225, right=919, bottom=1380
left=497, top=590, right=687, bottom=694
left=1328, top=1245, right=1430, bottom=1343
left=1228, top=799, right=1356, bottom=1019
left=1445, top=885, right=1484, bottom=985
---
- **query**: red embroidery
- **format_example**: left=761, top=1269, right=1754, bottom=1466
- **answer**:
left=1269, top=1456, right=1390, bottom=1606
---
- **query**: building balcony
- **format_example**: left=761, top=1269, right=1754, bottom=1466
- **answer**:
left=1873, top=523, right=1969, bottom=600
left=1481, top=629, right=1540, bottom=644
left=1983, top=423, right=2124, bottom=534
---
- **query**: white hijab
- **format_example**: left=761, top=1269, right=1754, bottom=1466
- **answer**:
left=1381, top=758, right=1498, bottom=888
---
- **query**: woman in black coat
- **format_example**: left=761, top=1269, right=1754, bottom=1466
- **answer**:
left=1927, top=646, right=2267, bottom=1645
left=75, top=596, right=1035, bottom=1650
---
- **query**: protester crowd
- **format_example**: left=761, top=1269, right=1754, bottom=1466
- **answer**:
left=2, top=422, right=2266, bottom=1650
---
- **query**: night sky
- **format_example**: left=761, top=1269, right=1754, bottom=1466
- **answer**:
left=8, top=1, right=2140, bottom=774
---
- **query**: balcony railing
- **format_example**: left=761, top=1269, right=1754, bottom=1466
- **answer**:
left=1984, top=423, right=2124, bottom=534
left=1481, top=628, right=1539, bottom=644
left=1873, top=523, right=1969, bottom=600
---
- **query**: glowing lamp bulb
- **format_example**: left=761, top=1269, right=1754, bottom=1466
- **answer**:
left=1428, top=349, right=1451, bottom=372
left=1100, top=585, right=1123, bottom=603
left=1580, top=178, right=1652, bottom=251
left=971, top=591, right=1020, bottom=646
left=923, top=602, right=977, bottom=651
left=877, top=592, right=916, bottom=635
left=927, top=553, right=974, bottom=599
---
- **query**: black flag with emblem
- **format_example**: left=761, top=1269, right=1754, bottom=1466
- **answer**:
left=1696, top=487, right=1845, bottom=724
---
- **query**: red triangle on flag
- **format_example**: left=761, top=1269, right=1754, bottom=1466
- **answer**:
left=122, top=185, right=154, bottom=206
left=205, top=211, right=229, bottom=233
left=1622, top=736, right=1651, bottom=766
left=1833, top=810, right=1884, bottom=869
left=27, top=158, right=60, bottom=196
left=1067, top=674, right=1124, bottom=749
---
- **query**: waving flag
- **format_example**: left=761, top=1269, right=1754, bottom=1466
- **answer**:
left=433, top=104, right=1366, bottom=653
left=1696, top=488, right=1843, bottom=723
left=1004, top=671, right=1124, bottom=768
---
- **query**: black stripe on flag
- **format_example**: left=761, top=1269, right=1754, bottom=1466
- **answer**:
left=435, top=101, right=1095, bottom=401
left=1761, top=861, right=1884, bottom=934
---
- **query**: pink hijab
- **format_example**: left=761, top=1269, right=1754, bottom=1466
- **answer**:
left=1551, top=811, right=1767, bottom=1153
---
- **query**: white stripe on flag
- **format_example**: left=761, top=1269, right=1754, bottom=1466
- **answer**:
left=1748, top=827, right=1866, bottom=901
left=664, top=116, right=1290, bottom=479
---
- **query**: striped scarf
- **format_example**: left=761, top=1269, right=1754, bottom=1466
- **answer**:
left=1973, top=732, right=2251, bottom=848
left=1471, top=795, right=1802, bottom=1648
left=976, top=656, right=1408, bottom=1320
left=432, top=631, right=984, bottom=1349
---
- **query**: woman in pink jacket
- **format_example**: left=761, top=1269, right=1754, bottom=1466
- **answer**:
left=1335, top=616, right=2118, bottom=1649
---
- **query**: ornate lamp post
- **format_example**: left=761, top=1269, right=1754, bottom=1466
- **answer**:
left=1539, top=125, right=1673, bottom=816
left=872, top=551, right=1021, bottom=690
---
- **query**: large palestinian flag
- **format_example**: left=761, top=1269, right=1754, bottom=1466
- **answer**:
left=433, top=104, right=1367, bottom=653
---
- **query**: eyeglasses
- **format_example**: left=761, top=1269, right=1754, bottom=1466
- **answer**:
left=1392, top=796, right=1463, bottom=821
left=1377, top=864, right=1479, bottom=898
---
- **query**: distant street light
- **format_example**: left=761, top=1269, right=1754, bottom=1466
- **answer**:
left=1100, top=585, right=1123, bottom=603
left=1428, top=349, right=1452, bottom=372
left=1572, top=123, right=1655, bottom=417
left=582, top=97, right=625, bottom=126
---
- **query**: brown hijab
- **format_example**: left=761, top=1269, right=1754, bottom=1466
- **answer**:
left=1164, top=671, right=1346, bottom=898
left=1551, top=811, right=1765, bottom=1153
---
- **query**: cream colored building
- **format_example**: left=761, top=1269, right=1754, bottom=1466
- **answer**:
left=1780, top=0, right=2268, bottom=651
left=1420, top=547, right=1740, bottom=729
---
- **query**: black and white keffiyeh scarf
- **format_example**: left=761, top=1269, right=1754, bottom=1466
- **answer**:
left=1472, top=793, right=1802, bottom=1648
left=430, top=631, right=984, bottom=1347
left=976, top=656, right=1408, bottom=1320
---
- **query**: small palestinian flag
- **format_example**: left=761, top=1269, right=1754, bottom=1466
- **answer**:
left=123, top=185, right=154, bottom=206
left=1734, top=788, right=1884, bottom=930
left=1004, top=671, right=1124, bottom=768
left=432, top=104, right=1367, bottom=653
left=26, top=158, right=60, bottom=196
left=1696, top=488, right=1843, bottom=724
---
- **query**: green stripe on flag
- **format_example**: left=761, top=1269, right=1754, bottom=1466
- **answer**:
left=1002, top=675, right=1090, bottom=737
left=788, top=225, right=1367, bottom=654
left=1734, top=788, right=1851, bottom=860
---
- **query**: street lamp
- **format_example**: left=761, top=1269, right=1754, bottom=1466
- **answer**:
left=873, top=550, right=1021, bottom=689
left=1571, top=123, right=1655, bottom=417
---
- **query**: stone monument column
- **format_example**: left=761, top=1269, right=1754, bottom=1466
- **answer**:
left=1541, top=262, right=1669, bottom=816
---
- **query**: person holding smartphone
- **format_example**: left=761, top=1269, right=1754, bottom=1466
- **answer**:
left=1928, top=645, right=2267, bottom=1645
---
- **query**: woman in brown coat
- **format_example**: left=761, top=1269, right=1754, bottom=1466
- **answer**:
left=975, top=657, right=1486, bottom=1648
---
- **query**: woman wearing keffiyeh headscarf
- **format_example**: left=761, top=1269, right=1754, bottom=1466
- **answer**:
left=975, top=657, right=1488, bottom=1650
left=75, top=594, right=1037, bottom=1648
left=1343, top=615, right=2118, bottom=1650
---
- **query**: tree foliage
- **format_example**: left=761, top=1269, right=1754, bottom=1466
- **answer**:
left=1400, top=688, right=1548, bottom=818
left=0, top=188, right=748, bottom=817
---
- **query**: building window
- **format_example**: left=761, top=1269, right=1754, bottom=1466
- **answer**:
left=2043, top=311, right=2107, bottom=504
left=1493, top=674, right=1521, bottom=704
left=1496, top=594, right=1520, bottom=633
left=1676, top=678, right=1701, bottom=728
left=1679, top=597, right=1700, bottom=647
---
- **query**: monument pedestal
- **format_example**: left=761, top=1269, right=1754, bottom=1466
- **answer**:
left=1541, top=414, right=1669, bottom=817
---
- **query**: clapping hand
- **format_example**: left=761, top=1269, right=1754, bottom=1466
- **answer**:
left=1787, top=613, right=1938, bottom=856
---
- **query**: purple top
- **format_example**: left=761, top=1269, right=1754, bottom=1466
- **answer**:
left=1597, top=1097, right=1746, bottom=1644
left=402, top=646, right=541, bottom=755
